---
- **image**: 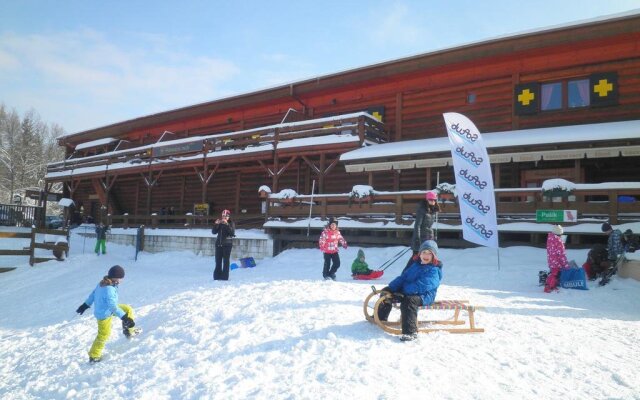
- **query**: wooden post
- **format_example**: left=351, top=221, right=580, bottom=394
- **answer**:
left=29, top=227, right=36, bottom=266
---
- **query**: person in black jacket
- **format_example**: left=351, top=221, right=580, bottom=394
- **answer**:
left=212, top=209, right=235, bottom=280
left=405, top=191, right=440, bottom=269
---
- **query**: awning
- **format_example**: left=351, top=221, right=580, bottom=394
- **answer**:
left=341, top=119, right=640, bottom=172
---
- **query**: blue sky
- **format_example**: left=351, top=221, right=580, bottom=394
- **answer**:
left=1, top=0, right=639, bottom=134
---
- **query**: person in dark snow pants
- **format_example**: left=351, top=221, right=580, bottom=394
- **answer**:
left=318, top=217, right=347, bottom=280
left=405, top=191, right=440, bottom=269
left=212, top=209, right=235, bottom=280
left=378, top=240, right=442, bottom=341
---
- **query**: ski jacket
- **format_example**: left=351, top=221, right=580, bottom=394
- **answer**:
left=212, top=220, right=235, bottom=247
left=411, top=200, right=440, bottom=251
left=388, top=261, right=442, bottom=306
left=546, top=233, right=569, bottom=272
left=351, top=249, right=370, bottom=274
left=607, top=229, right=624, bottom=261
left=319, top=227, right=346, bottom=254
left=95, top=225, right=109, bottom=240
left=84, top=280, right=126, bottom=320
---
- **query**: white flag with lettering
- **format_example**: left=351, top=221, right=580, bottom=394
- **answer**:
left=443, top=112, right=499, bottom=248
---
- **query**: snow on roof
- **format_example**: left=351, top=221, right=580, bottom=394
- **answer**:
left=340, top=119, right=640, bottom=162
left=74, top=137, right=119, bottom=151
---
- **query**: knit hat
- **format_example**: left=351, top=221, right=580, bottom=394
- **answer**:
left=357, top=249, right=365, bottom=259
left=418, top=240, right=438, bottom=258
left=222, top=209, right=231, bottom=217
left=426, top=191, right=438, bottom=201
left=107, top=265, right=125, bottom=279
left=601, top=222, right=612, bottom=233
left=328, top=217, right=338, bottom=226
left=553, top=225, right=563, bottom=235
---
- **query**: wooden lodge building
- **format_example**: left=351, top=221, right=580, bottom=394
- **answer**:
left=46, top=12, right=640, bottom=247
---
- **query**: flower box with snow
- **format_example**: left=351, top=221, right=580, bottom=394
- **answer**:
left=258, top=185, right=272, bottom=199
left=349, top=185, right=374, bottom=203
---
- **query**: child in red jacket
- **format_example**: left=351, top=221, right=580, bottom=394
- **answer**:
left=318, top=217, right=347, bottom=280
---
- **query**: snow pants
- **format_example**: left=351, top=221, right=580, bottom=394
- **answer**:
left=95, top=239, right=106, bottom=255
left=376, top=294, right=423, bottom=335
left=88, top=304, right=134, bottom=359
left=214, top=244, right=232, bottom=280
left=323, top=253, right=340, bottom=278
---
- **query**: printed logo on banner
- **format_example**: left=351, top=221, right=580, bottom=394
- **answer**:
left=455, top=146, right=484, bottom=167
left=449, top=123, right=479, bottom=144
left=458, top=169, right=488, bottom=190
left=462, top=192, right=491, bottom=215
left=465, top=216, right=495, bottom=240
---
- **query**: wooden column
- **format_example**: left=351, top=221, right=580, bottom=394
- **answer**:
left=395, top=92, right=403, bottom=141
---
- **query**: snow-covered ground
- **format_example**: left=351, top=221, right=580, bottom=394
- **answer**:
left=1, top=229, right=639, bottom=399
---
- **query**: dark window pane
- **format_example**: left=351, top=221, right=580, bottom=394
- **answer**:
left=568, top=79, right=590, bottom=108
left=541, top=82, right=562, bottom=110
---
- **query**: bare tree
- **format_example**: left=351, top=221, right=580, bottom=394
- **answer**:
left=0, top=104, right=65, bottom=204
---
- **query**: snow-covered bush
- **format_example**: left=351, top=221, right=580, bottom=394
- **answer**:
left=350, top=185, right=374, bottom=199
left=542, top=179, right=576, bottom=196
left=435, top=182, right=457, bottom=197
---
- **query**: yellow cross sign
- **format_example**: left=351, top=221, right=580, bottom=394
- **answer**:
left=517, top=89, right=535, bottom=106
left=593, top=79, right=613, bottom=97
left=371, top=111, right=382, bottom=122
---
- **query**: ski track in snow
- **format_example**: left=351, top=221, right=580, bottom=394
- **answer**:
left=0, top=232, right=639, bottom=399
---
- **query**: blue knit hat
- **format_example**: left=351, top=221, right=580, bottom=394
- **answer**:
left=418, top=240, right=438, bottom=258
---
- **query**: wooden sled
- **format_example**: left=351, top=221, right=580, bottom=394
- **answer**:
left=363, top=290, right=484, bottom=334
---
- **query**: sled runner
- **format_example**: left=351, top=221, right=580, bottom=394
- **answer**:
left=352, top=270, right=384, bottom=280
left=363, top=290, right=484, bottom=334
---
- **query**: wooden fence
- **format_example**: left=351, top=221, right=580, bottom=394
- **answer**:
left=0, top=228, right=69, bottom=267
left=0, top=204, right=44, bottom=228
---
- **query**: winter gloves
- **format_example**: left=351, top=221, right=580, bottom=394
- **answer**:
left=76, top=303, right=90, bottom=315
left=121, top=315, right=135, bottom=329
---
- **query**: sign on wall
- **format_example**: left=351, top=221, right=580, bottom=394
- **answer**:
left=536, top=210, right=577, bottom=223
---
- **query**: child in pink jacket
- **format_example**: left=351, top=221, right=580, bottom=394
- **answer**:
left=319, top=217, right=347, bottom=280
left=545, top=225, right=569, bottom=292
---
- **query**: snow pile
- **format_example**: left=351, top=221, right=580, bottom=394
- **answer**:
left=0, top=231, right=639, bottom=399
left=542, top=178, right=577, bottom=193
left=257, top=185, right=271, bottom=194
left=270, top=188, right=297, bottom=199
left=349, top=185, right=374, bottom=199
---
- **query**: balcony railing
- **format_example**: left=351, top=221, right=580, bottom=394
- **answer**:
left=264, top=187, right=640, bottom=225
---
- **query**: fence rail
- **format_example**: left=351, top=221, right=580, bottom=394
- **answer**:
left=0, top=228, right=69, bottom=266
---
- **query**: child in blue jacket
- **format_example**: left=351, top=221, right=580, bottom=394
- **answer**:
left=75, top=265, right=137, bottom=362
left=378, top=240, right=442, bottom=341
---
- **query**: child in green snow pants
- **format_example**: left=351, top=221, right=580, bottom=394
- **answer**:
left=88, top=304, right=134, bottom=359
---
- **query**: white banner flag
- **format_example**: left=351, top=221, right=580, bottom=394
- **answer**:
left=443, top=112, right=499, bottom=248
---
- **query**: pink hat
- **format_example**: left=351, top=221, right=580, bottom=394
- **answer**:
left=426, top=191, right=437, bottom=201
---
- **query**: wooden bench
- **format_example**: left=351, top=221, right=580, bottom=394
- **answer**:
left=363, top=290, right=484, bottom=334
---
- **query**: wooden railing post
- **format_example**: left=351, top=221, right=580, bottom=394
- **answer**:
left=609, top=190, right=619, bottom=224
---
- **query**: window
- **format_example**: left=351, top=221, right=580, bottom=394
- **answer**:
left=541, top=82, right=562, bottom=111
left=467, top=92, right=476, bottom=104
left=568, top=79, right=590, bottom=108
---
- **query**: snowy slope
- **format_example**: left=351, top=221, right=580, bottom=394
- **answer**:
left=0, top=231, right=639, bottom=399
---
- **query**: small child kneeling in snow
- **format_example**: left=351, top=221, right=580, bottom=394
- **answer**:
left=351, top=249, right=373, bottom=276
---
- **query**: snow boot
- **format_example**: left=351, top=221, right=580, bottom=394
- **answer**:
left=538, top=271, right=548, bottom=286
left=400, top=333, right=418, bottom=342
left=124, top=327, right=142, bottom=338
left=89, top=357, right=102, bottom=363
